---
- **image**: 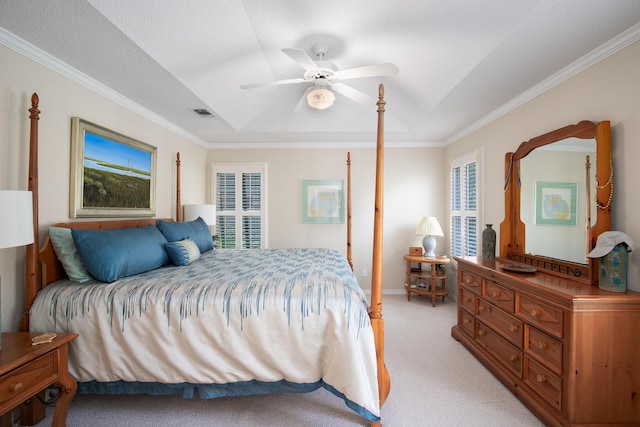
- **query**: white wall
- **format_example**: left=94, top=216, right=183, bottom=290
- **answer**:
left=0, top=44, right=208, bottom=332
left=447, top=39, right=640, bottom=292
left=208, top=147, right=447, bottom=293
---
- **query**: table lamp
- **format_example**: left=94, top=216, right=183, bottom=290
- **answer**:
left=0, top=191, right=35, bottom=349
left=415, top=216, right=444, bottom=258
left=183, top=204, right=216, bottom=228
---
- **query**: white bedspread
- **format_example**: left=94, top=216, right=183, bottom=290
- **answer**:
left=30, top=248, right=380, bottom=421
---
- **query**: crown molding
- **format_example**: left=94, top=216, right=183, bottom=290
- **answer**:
left=446, top=23, right=640, bottom=145
left=206, top=140, right=443, bottom=150
left=0, top=27, right=209, bottom=148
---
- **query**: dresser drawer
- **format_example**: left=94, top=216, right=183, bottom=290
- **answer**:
left=460, top=288, right=476, bottom=314
left=524, top=356, right=562, bottom=410
left=516, top=294, right=564, bottom=338
left=525, top=325, right=562, bottom=374
left=477, top=299, right=523, bottom=347
left=0, top=352, right=55, bottom=408
left=458, top=308, right=475, bottom=337
left=476, top=321, right=522, bottom=377
left=460, top=270, right=482, bottom=295
left=483, top=280, right=515, bottom=312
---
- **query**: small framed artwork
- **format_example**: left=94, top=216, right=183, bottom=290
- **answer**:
left=70, top=117, right=157, bottom=218
left=301, top=179, right=344, bottom=224
left=535, top=181, right=578, bottom=226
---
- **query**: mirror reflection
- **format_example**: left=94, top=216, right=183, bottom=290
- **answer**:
left=520, top=138, right=596, bottom=264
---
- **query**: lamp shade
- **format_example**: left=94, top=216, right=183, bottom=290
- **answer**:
left=307, top=87, right=335, bottom=110
left=183, top=204, right=216, bottom=226
left=415, top=216, right=444, bottom=258
left=415, top=216, right=444, bottom=237
left=0, top=191, right=34, bottom=249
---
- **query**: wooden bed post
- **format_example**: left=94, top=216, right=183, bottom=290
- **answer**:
left=176, top=152, right=181, bottom=221
left=346, top=152, right=353, bottom=271
left=21, top=93, right=48, bottom=425
left=22, top=93, right=40, bottom=332
left=370, top=84, right=390, bottom=417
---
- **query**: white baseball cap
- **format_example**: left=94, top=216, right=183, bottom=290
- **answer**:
left=587, top=231, right=634, bottom=258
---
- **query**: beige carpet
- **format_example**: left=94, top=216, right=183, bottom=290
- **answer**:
left=33, top=295, right=544, bottom=426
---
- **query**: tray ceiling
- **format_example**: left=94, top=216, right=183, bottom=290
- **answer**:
left=1, top=1, right=640, bottom=148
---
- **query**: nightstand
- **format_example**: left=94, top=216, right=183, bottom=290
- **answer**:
left=404, top=255, right=450, bottom=306
left=0, top=332, right=77, bottom=427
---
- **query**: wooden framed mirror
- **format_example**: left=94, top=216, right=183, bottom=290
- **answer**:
left=499, top=120, right=612, bottom=285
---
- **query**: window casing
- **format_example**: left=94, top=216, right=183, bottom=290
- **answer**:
left=450, top=149, right=482, bottom=259
left=211, top=163, right=267, bottom=249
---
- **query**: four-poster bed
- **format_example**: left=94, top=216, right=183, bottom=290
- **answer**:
left=21, top=85, right=390, bottom=426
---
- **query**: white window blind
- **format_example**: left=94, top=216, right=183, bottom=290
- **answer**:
left=211, top=164, right=267, bottom=249
left=450, top=149, right=482, bottom=258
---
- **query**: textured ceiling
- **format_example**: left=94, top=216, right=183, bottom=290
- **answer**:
left=1, top=1, right=640, bottom=148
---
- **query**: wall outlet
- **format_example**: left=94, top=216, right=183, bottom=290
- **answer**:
left=362, top=268, right=368, bottom=277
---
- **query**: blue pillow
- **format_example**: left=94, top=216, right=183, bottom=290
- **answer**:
left=165, top=238, right=201, bottom=266
left=48, top=226, right=93, bottom=283
left=156, top=217, right=213, bottom=253
left=71, top=225, right=169, bottom=283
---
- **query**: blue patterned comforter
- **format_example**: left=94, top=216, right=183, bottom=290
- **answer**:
left=30, top=248, right=380, bottom=421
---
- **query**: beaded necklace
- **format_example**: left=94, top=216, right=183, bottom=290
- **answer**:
left=595, top=150, right=613, bottom=210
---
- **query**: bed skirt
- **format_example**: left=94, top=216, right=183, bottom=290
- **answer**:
left=77, top=379, right=379, bottom=421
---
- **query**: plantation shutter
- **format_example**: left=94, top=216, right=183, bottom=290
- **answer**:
left=451, top=166, right=462, bottom=256
left=241, top=172, right=262, bottom=249
left=464, top=162, right=478, bottom=256
left=211, top=164, right=267, bottom=249
left=216, top=172, right=237, bottom=249
left=450, top=150, right=481, bottom=258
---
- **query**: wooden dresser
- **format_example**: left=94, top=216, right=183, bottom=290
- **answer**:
left=451, top=256, right=640, bottom=427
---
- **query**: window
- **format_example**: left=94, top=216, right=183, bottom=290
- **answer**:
left=450, top=149, right=482, bottom=258
left=211, top=163, right=267, bottom=249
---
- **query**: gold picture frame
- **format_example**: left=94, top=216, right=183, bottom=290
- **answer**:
left=70, top=117, right=157, bottom=218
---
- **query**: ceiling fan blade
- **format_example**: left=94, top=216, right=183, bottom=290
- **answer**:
left=334, top=63, right=399, bottom=80
left=328, top=82, right=374, bottom=106
left=240, top=77, right=306, bottom=89
left=281, top=48, right=319, bottom=72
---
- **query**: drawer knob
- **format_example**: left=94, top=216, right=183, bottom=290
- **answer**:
left=463, top=319, right=471, bottom=324
left=465, top=297, right=472, bottom=302
left=536, top=374, right=546, bottom=383
left=530, top=309, right=540, bottom=317
left=465, top=278, right=472, bottom=284
left=478, top=305, right=486, bottom=311
left=10, top=382, right=23, bottom=393
left=509, top=324, right=519, bottom=332
left=491, top=291, right=500, bottom=298
left=537, top=341, right=547, bottom=350
left=478, top=329, right=487, bottom=336
left=510, top=354, right=519, bottom=362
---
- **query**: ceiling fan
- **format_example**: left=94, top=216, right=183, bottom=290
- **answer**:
left=240, top=44, right=398, bottom=110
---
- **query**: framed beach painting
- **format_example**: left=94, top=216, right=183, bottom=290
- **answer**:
left=301, top=179, right=344, bottom=224
left=534, top=181, right=577, bottom=226
left=70, top=117, right=157, bottom=218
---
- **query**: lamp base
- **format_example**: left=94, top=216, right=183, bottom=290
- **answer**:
left=422, top=235, right=437, bottom=258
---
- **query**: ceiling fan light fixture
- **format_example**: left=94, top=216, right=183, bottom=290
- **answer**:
left=306, top=87, right=335, bottom=110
